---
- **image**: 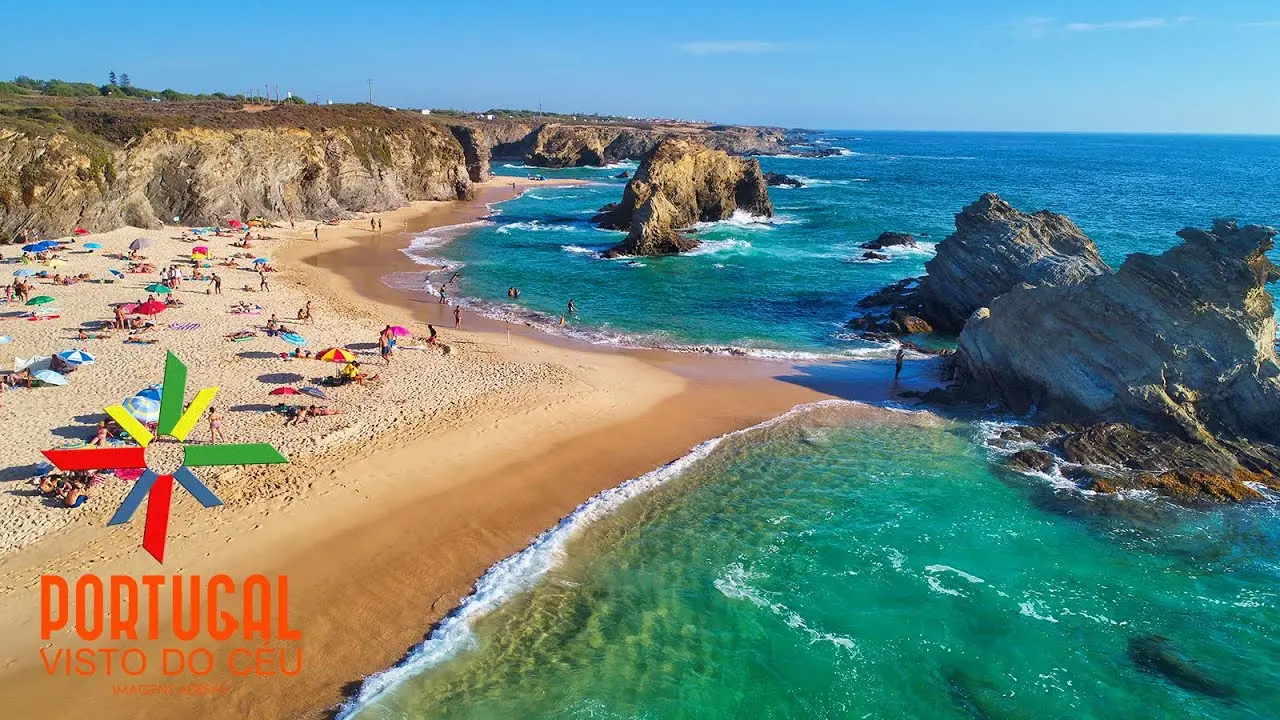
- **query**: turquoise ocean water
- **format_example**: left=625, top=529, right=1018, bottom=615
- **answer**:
left=351, top=134, right=1280, bottom=718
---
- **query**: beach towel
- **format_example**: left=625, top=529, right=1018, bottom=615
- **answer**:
left=27, top=314, right=60, bottom=321
left=168, top=322, right=201, bottom=331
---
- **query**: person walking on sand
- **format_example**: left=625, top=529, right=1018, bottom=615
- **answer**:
left=377, top=218, right=382, bottom=231
left=894, top=347, right=905, bottom=382
left=259, top=268, right=270, bottom=292
left=454, top=305, right=462, bottom=330
left=313, top=225, right=320, bottom=241
left=210, top=273, right=222, bottom=295
left=378, top=331, right=392, bottom=364
left=371, top=217, right=377, bottom=232
left=208, top=406, right=226, bottom=443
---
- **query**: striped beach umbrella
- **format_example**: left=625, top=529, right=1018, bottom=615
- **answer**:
left=135, top=384, right=163, bottom=402
left=121, top=394, right=161, bottom=423
left=109, top=269, right=125, bottom=278
left=315, top=347, right=355, bottom=363
left=56, top=349, right=96, bottom=365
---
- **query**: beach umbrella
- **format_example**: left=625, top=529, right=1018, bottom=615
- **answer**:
left=74, top=228, right=90, bottom=236
left=144, top=283, right=172, bottom=294
left=0, top=336, right=11, bottom=345
left=37, top=240, right=60, bottom=250
left=33, top=369, right=69, bottom=386
left=109, top=269, right=125, bottom=278
left=14, top=355, right=51, bottom=373
left=129, top=238, right=153, bottom=251
left=279, top=332, right=307, bottom=347
left=316, top=347, right=355, bottom=363
left=135, top=384, right=163, bottom=402
left=122, top=394, right=160, bottom=423
left=192, top=245, right=209, bottom=254
left=56, top=349, right=96, bottom=365
left=133, top=300, right=167, bottom=316
left=388, top=325, right=411, bottom=337
left=21, top=244, right=44, bottom=253
left=268, top=387, right=301, bottom=396
left=25, top=296, right=54, bottom=306
left=45, top=259, right=67, bottom=267
left=252, top=257, right=269, bottom=265
left=84, top=242, right=102, bottom=250
left=300, top=386, right=327, bottom=400
left=12, top=269, right=36, bottom=277
left=228, top=219, right=244, bottom=229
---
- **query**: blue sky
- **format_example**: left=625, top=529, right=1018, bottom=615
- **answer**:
left=6, top=0, right=1280, bottom=132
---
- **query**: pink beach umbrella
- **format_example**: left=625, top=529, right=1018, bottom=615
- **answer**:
left=388, top=325, right=411, bottom=337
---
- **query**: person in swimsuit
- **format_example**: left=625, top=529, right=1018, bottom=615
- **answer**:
left=894, top=348, right=905, bottom=382
left=208, top=406, right=226, bottom=442
left=454, top=306, right=462, bottom=330
left=90, top=421, right=109, bottom=448
left=427, top=324, right=438, bottom=344
left=439, top=284, right=447, bottom=304
left=567, top=299, right=577, bottom=315
left=62, top=480, right=88, bottom=508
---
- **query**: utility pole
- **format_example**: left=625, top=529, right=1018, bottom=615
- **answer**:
left=367, top=78, right=373, bottom=105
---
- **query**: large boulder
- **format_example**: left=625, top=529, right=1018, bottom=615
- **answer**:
left=861, top=231, right=916, bottom=250
left=850, top=193, right=1111, bottom=334
left=595, top=139, right=772, bottom=258
left=953, top=219, right=1280, bottom=445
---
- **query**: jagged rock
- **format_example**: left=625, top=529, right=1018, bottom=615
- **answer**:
left=849, top=193, right=1110, bottom=335
left=861, top=251, right=890, bottom=261
left=990, top=421, right=1280, bottom=503
left=613, top=171, right=630, bottom=179
left=764, top=172, right=804, bottom=188
left=447, top=125, right=492, bottom=183
left=595, top=139, right=772, bottom=258
left=860, top=231, right=916, bottom=250
left=955, top=219, right=1280, bottom=448
left=596, top=202, right=619, bottom=214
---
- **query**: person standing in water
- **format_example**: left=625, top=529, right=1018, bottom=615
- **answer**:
left=567, top=298, right=577, bottom=315
left=439, top=283, right=448, bottom=304
left=894, top=348, right=905, bottom=382
left=371, top=217, right=377, bottom=232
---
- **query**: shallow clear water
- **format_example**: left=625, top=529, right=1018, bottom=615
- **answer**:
left=400, top=133, right=1280, bottom=356
left=352, top=406, right=1280, bottom=719
left=356, top=134, right=1280, bottom=718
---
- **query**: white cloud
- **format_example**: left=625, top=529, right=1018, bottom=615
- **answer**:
left=680, top=41, right=783, bottom=55
left=1064, top=16, right=1190, bottom=32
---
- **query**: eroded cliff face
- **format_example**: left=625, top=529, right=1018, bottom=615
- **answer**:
left=505, top=123, right=791, bottom=168
left=594, top=139, right=772, bottom=257
left=850, top=193, right=1111, bottom=336
left=954, top=219, right=1280, bottom=445
left=0, top=123, right=475, bottom=235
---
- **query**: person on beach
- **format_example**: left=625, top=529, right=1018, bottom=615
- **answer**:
left=62, top=480, right=88, bottom=509
left=449, top=272, right=460, bottom=284
left=297, top=300, right=313, bottom=323
left=259, top=268, right=270, bottom=292
left=313, top=225, right=320, bottom=241
left=454, top=306, right=462, bottom=330
left=377, top=218, right=383, bottom=232
left=208, top=406, right=226, bottom=443
left=894, top=348, right=905, bottom=382
left=513, top=287, right=520, bottom=299
left=439, top=284, right=448, bottom=304
left=371, top=218, right=377, bottom=232
left=90, top=422, right=109, bottom=448
left=427, top=324, right=438, bottom=344
left=568, top=298, right=577, bottom=315
left=209, top=273, right=222, bottom=295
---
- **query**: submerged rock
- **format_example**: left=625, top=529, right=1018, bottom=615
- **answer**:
left=954, top=219, right=1280, bottom=446
left=594, top=139, right=772, bottom=258
left=849, top=193, right=1109, bottom=335
left=860, top=231, right=916, bottom=250
left=861, top=250, right=890, bottom=261
left=613, top=171, right=630, bottom=179
left=1128, top=635, right=1239, bottom=701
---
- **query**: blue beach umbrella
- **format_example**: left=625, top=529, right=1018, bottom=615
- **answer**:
left=56, top=349, right=96, bottom=365
left=33, top=369, right=70, bottom=387
left=84, top=242, right=102, bottom=250
left=122, top=394, right=160, bottom=423
left=134, top=383, right=163, bottom=402
left=300, top=386, right=327, bottom=400
left=21, top=244, right=44, bottom=253
left=279, top=332, right=307, bottom=347
left=109, top=268, right=125, bottom=278
left=252, top=257, right=269, bottom=265
left=13, top=269, right=36, bottom=277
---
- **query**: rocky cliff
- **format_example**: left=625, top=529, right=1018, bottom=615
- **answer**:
left=850, top=193, right=1111, bottom=335
left=0, top=106, right=479, bottom=236
left=594, top=139, right=772, bottom=257
left=954, top=219, right=1280, bottom=445
left=501, top=122, right=792, bottom=168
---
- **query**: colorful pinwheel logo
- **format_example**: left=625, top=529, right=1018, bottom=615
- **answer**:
left=41, top=352, right=287, bottom=563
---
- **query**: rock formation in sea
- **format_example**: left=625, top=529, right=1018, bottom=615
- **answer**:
left=495, top=122, right=792, bottom=168
left=956, top=219, right=1280, bottom=443
left=594, top=139, right=772, bottom=258
left=860, top=231, right=916, bottom=250
left=764, top=172, right=804, bottom=188
left=849, top=193, right=1110, bottom=336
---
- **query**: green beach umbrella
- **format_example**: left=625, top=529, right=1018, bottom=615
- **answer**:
left=25, top=295, right=55, bottom=306
left=144, top=284, right=172, bottom=294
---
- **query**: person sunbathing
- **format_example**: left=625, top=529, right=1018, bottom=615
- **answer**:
left=89, top=422, right=110, bottom=448
left=164, top=295, right=184, bottom=307
left=225, top=330, right=256, bottom=341
left=124, top=336, right=158, bottom=345
left=288, top=405, right=310, bottom=426
left=62, top=481, right=89, bottom=508
left=39, top=473, right=65, bottom=496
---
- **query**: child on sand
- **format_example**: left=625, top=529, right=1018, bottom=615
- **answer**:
left=208, top=407, right=226, bottom=443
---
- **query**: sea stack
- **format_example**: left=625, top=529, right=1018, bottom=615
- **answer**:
left=849, top=193, right=1110, bottom=335
left=595, top=139, right=773, bottom=258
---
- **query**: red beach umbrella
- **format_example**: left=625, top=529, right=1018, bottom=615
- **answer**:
left=268, top=387, right=301, bottom=396
left=74, top=228, right=90, bottom=235
left=228, top=219, right=244, bottom=229
left=133, top=300, right=167, bottom=317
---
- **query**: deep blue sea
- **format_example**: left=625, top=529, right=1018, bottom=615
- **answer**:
left=349, top=134, right=1280, bottom=719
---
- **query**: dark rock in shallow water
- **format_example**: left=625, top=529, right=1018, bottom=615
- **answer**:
left=595, top=139, right=772, bottom=258
left=1128, top=635, right=1238, bottom=701
left=595, top=202, right=619, bottom=214
left=1007, top=449, right=1055, bottom=473
left=860, top=231, right=916, bottom=250
left=764, top=171, right=804, bottom=188
left=848, top=194, right=1109, bottom=336
left=613, top=171, right=629, bottom=179
left=861, top=251, right=890, bottom=261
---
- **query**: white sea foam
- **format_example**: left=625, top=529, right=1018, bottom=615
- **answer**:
left=715, top=562, right=861, bottom=660
left=496, top=220, right=586, bottom=234
left=684, top=238, right=752, bottom=256
left=337, top=399, right=862, bottom=717
left=924, top=564, right=985, bottom=585
left=560, top=244, right=599, bottom=256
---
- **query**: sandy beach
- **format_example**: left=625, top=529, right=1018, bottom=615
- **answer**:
left=0, top=178, right=835, bottom=718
